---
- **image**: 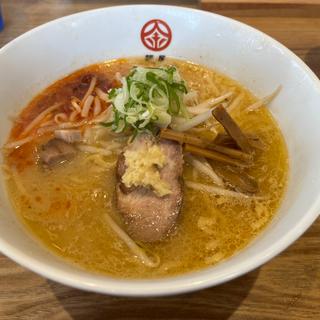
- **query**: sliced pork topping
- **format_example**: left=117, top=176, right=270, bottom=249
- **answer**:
left=39, top=138, right=77, bottom=167
left=116, top=134, right=183, bottom=243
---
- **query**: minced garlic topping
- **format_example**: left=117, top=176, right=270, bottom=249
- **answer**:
left=122, top=145, right=171, bottom=197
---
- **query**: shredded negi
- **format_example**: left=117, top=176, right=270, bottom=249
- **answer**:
left=102, top=66, right=190, bottom=135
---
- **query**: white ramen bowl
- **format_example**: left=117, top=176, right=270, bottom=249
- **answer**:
left=0, top=5, right=320, bottom=297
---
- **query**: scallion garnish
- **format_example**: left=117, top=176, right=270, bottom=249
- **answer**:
left=102, top=66, right=190, bottom=134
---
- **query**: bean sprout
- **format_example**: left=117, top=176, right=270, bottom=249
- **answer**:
left=104, top=213, right=160, bottom=268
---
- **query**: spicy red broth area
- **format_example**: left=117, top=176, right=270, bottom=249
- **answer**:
left=2, top=57, right=288, bottom=278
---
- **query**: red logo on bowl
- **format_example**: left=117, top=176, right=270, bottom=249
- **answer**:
left=140, top=19, right=172, bottom=52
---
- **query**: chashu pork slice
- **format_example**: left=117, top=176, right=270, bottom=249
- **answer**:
left=116, top=134, right=183, bottom=243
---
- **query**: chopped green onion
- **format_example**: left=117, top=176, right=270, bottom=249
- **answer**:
left=101, top=65, right=190, bottom=135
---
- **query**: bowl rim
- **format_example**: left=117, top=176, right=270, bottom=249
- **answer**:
left=0, top=4, right=320, bottom=297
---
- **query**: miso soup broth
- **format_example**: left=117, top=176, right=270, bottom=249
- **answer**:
left=2, top=57, right=288, bottom=278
